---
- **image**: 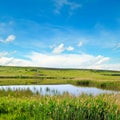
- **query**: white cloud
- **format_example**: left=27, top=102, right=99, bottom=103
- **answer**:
left=52, top=43, right=74, bottom=54
left=66, top=46, right=74, bottom=51
left=0, top=35, right=16, bottom=43
left=1, top=51, right=119, bottom=71
left=5, top=35, right=16, bottom=43
left=94, top=55, right=110, bottom=65
left=26, top=52, right=120, bottom=71
left=99, top=63, right=120, bottom=71
left=0, top=57, right=32, bottom=66
left=78, top=41, right=83, bottom=47
left=53, top=0, right=82, bottom=14
left=52, top=43, right=65, bottom=54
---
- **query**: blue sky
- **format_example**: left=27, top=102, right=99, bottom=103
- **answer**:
left=0, top=0, right=120, bottom=70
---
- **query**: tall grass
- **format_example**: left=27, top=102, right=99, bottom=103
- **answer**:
left=0, top=92, right=120, bottom=120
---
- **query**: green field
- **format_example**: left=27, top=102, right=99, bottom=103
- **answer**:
left=0, top=66, right=120, bottom=90
left=0, top=66, right=120, bottom=120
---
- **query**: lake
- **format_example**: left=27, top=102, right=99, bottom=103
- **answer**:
left=0, top=84, right=119, bottom=96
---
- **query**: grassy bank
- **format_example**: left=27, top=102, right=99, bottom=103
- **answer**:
left=0, top=89, right=120, bottom=120
left=0, top=66, right=120, bottom=90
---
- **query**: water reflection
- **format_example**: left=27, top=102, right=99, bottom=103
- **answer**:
left=0, top=84, right=119, bottom=96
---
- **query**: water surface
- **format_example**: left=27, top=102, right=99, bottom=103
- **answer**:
left=0, top=84, right=119, bottom=96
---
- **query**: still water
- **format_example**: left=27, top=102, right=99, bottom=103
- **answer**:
left=0, top=84, right=119, bottom=96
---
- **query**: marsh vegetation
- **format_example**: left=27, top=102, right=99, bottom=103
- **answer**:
left=0, top=89, right=120, bottom=120
left=0, top=66, right=120, bottom=120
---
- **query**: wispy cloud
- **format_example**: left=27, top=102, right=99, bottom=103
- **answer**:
left=66, top=46, right=74, bottom=51
left=116, top=42, right=120, bottom=48
left=113, top=42, right=120, bottom=51
left=0, top=35, right=16, bottom=43
left=52, top=43, right=65, bottom=54
left=78, top=41, right=83, bottom=47
left=53, top=0, right=82, bottom=14
left=0, top=20, right=15, bottom=35
left=0, top=51, right=9, bottom=57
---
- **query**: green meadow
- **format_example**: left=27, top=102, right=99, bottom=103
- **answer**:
left=0, top=66, right=120, bottom=120
left=0, top=66, right=120, bottom=90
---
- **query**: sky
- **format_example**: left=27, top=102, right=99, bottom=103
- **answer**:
left=0, top=0, right=120, bottom=70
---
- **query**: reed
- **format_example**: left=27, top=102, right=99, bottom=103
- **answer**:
left=0, top=92, right=120, bottom=120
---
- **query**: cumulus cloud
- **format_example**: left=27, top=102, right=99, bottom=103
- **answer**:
left=0, top=35, right=16, bottom=43
left=1, top=51, right=119, bottom=71
left=24, top=52, right=120, bottom=71
left=53, top=0, right=82, bottom=14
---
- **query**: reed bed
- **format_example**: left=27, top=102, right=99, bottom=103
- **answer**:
left=0, top=90, right=120, bottom=120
